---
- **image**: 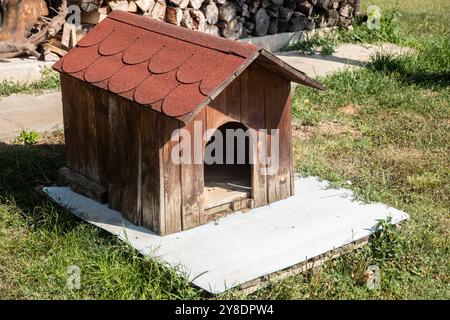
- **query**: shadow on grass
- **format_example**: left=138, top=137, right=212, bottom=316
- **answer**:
left=0, top=140, right=87, bottom=232
left=367, top=42, right=450, bottom=89
left=0, top=140, right=202, bottom=299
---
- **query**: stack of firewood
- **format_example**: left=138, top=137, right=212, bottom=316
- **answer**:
left=69, top=0, right=355, bottom=41
left=0, top=0, right=356, bottom=59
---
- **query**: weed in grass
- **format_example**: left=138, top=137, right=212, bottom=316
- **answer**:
left=370, top=217, right=403, bottom=262
left=0, top=68, right=60, bottom=98
left=15, top=130, right=40, bottom=145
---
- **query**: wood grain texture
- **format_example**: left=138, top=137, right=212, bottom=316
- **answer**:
left=140, top=107, right=164, bottom=233
left=107, top=95, right=141, bottom=225
left=239, top=64, right=268, bottom=207
left=161, top=115, right=182, bottom=235
left=264, top=68, right=293, bottom=202
left=180, top=108, right=205, bottom=230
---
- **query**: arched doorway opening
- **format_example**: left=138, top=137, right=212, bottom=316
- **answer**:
left=203, top=122, right=252, bottom=213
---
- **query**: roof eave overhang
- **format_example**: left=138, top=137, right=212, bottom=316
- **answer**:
left=179, top=49, right=325, bottom=124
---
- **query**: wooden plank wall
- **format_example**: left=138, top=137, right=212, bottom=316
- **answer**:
left=60, top=62, right=294, bottom=236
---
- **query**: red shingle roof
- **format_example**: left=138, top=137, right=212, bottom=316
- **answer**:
left=53, top=10, right=323, bottom=123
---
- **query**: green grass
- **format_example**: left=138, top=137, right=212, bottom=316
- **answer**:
left=0, top=0, right=449, bottom=299
left=0, top=68, right=60, bottom=98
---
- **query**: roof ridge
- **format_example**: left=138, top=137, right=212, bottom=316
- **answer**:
left=107, top=11, right=257, bottom=59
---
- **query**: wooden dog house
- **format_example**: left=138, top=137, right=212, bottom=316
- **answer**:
left=53, top=11, right=323, bottom=236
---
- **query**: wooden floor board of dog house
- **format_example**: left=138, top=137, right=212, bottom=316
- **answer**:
left=204, top=164, right=251, bottom=209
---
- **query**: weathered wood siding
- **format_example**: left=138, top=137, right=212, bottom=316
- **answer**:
left=60, top=60, right=293, bottom=236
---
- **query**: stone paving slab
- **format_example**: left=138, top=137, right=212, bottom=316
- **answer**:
left=0, top=92, right=63, bottom=143
left=0, top=55, right=58, bottom=83
left=276, top=43, right=414, bottom=78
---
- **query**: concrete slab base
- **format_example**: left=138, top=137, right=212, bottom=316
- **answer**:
left=239, top=28, right=337, bottom=52
left=44, top=176, right=408, bottom=294
left=276, top=43, right=414, bottom=78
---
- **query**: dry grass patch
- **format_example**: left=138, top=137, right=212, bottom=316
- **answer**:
left=294, top=121, right=361, bottom=141
left=376, top=145, right=424, bottom=164
left=338, top=104, right=362, bottom=115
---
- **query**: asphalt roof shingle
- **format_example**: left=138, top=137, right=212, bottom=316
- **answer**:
left=53, top=10, right=324, bottom=123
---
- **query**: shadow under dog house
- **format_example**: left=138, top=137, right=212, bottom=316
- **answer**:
left=53, top=10, right=324, bottom=236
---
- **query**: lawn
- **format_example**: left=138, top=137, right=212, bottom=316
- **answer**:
left=0, top=0, right=448, bottom=299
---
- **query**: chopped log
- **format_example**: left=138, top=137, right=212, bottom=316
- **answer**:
left=169, top=0, right=190, bottom=9
left=287, top=11, right=307, bottom=32
left=331, top=0, right=339, bottom=9
left=267, top=18, right=278, bottom=34
left=218, top=2, right=238, bottom=23
left=166, top=6, right=183, bottom=25
left=316, top=0, right=330, bottom=10
left=181, top=9, right=207, bottom=31
left=201, top=1, right=219, bottom=25
left=220, top=21, right=243, bottom=39
left=327, top=9, right=339, bottom=27
left=296, top=1, right=313, bottom=17
left=57, top=167, right=108, bottom=204
left=128, top=1, right=138, bottom=12
left=254, top=7, right=269, bottom=36
left=305, top=17, right=316, bottom=30
left=283, top=0, right=296, bottom=10
left=236, top=3, right=250, bottom=18
left=136, top=0, right=156, bottom=12
left=108, top=0, right=129, bottom=11
left=279, top=7, right=293, bottom=21
left=277, top=18, right=289, bottom=33
left=80, top=0, right=101, bottom=13
left=189, top=0, right=205, bottom=10
left=61, top=22, right=71, bottom=48
left=339, top=4, right=353, bottom=18
left=0, top=0, right=48, bottom=42
left=81, top=7, right=110, bottom=24
left=150, top=0, right=167, bottom=21
left=43, top=42, right=68, bottom=57
left=204, top=24, right=221, bottom=36
left=271, top=0, right=284, bottom=5
left=316, top=12, right=328, bottom=28
left=244, top=21, right=255, bottom=31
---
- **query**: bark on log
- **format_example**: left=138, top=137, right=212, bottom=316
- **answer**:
left=189, top=0, right=205, bottom=10
left=204, top=24, right=221, bottom=36
left=166, top=6, right=183, bottom=25
left=181, top=8, right=207, bottom=31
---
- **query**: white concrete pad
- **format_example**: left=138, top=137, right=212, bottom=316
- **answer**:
left=44, top=176, right=408, bottom=294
